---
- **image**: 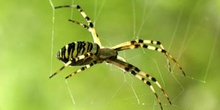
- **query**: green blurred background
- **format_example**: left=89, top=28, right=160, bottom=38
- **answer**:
left=1, top=0, right=219, bottom=110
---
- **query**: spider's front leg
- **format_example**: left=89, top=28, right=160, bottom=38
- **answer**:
left=112, top=39, right=186, bottom=76
left=55, top=4, right=101, bottom=46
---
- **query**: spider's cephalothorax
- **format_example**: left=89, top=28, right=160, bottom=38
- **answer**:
left=50, top=4, right=186, bottom=110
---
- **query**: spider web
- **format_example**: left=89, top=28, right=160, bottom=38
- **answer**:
left=49, top=0, right=219, bottom=110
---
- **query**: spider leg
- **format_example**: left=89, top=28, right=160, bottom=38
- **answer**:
left=68, top=19, right=89, bottom=31
left=50, top=52, right=95, bottom=79
left=74, top=52, right=96, bottom=62
left=55, top=5, right=101, bottom=46
left=112, top=39, right=185, bottom=76
left=65, top=61, right=98, bottom=79
left=106, top=58, right=171, bottom=110
left=49, top=60, right=72, bottom=78
left=111, top=39, right=164, bottom=49
left=112, top=39, right=172, bottom=72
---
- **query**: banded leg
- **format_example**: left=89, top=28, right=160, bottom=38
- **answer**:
left=50, top=53, right=95, bottom=78
left=111, top=39, right=165, bottom=49
left=65, top=61, right=98, bottom=79
left=112, top=39, right=171, bottom=71
left=55, top=5, right=101, bottom=46
left=112, top=40, right=185, bottom=76
left=68, top=19, right=89, bottom=31
left=49, top=60, right=72, bottom=78
left=106, top=58, right=171, bottom=110
left=75, top=52, right=95, bottom=62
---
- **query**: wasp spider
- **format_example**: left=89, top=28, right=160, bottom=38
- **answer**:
left=50, top=4, right=186, bottom=110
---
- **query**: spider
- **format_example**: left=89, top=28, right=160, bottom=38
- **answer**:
left=49, top=4, right=186, bottom=110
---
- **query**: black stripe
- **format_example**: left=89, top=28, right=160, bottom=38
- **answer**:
left=151, top=40, right=154, bottom=44
left=81, top=67, right=85, bottom=70
left=138, top=39, right=143, bottom=43
left=90, top=63, right=94, bottom=66
left=135, top=44, right=140, bottom=48
left=156, top=41, right=161, bottom=45
left=89, top=23, right=94, bottom=27
left=87, top=43, right=93, bottom=52
left=143, top=44, right=148, bottom=48
left=76, top=42, right=82, bottom=57
left=131, top=70, right=137, bottom=75
left=131, top=40, right=136, bottom=44
left=69, top=43, right=75, bottom=57
left=125, top=64, right=133, bottom=71
left=124, top=66, right=130, bottom=71
left=76, top=5, right=81, bottom=10
left=146, top=74, right=149, bottom=77
left=81, top=42, right=86, bottom=54
left=61, top=46, right=66, bottom=58
left=151, top=77, right=156, bottom=82
left=67, top=43, right=74, bottom=58
left=85, top=16, right=90, bottom=21
left=161, top=49, right=166, bottom=53
left=146, top=81, right=151, bottom=86
left=134, top=67, right=140, bottom=72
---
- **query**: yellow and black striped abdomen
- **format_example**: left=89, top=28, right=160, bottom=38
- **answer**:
left=57, top=41, right=100, bottom=66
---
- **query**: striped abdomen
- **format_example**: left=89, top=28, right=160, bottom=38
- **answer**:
left=57, top=41, right=100, bottom=66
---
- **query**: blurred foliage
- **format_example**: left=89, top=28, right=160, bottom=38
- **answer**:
left=0, top=0, right=219, bottom=110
